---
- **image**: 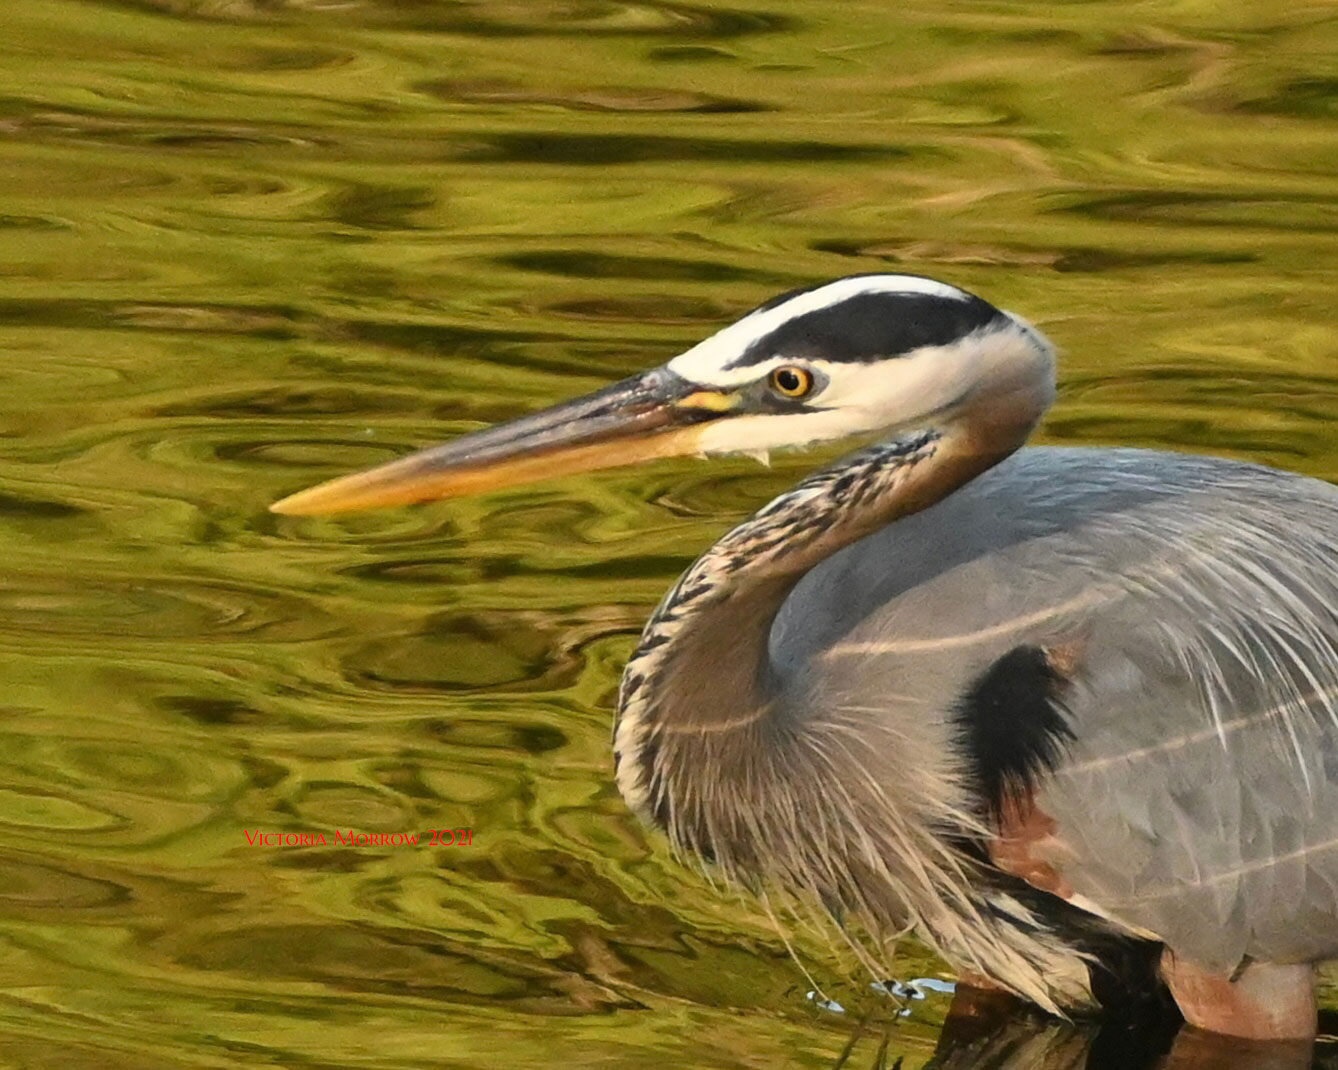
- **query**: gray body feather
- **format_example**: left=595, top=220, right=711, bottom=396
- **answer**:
left=772, top=445, right=1338, bottom=974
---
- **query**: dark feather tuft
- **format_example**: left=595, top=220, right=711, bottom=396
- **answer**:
left=956, top=645, right=1075, bottom=819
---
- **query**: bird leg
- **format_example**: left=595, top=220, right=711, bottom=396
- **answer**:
left=1159, top=950, right=1316, bottom=1040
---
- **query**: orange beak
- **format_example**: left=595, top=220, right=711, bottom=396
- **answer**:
left=270, top=368, right=739, bottom=516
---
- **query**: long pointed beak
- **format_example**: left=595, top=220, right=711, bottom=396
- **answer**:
left=270, top=368, right=739, bottom=516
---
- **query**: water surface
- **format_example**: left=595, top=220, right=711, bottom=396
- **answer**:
left=2, top=1, right=1338, bottom=1066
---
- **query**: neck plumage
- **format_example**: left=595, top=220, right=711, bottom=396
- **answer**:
left=609, top=329, right=1093, bottom=1011
left=612, top=367, right=1048, bottom=826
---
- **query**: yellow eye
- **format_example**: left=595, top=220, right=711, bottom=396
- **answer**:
left=769, top=365, right=814, bottom=399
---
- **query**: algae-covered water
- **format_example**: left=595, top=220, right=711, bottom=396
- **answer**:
left=2, top=1, right=1337, bottom=1066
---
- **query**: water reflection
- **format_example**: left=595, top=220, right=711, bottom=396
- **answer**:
left=929, top=1024, right=1317, bottom=1070
left=4, top=0, right=1338, bottom=1065
left=920, top=999, right=1330, bottom=1070
left=829, top=987, right=1336, bottom=1070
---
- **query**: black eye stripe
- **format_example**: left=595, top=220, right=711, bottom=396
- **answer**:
left=726, top=290, right=1005, bottom=368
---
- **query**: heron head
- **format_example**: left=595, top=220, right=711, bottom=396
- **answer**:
left=271, top=274, right=1055, bottom=515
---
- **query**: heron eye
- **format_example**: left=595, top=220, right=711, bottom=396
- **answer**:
left=769, top=366, right=814, bottom=399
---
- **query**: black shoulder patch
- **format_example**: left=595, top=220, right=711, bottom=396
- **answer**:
left=731, top=289, right=1005, bottom=367
left=956, top=645, right=1075, bottom=819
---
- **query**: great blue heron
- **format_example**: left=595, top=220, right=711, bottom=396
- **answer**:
left=273, top=274, right=1338, bottom=1041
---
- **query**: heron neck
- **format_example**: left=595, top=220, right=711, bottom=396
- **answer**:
left=613, top=380, right=1044, bottom=825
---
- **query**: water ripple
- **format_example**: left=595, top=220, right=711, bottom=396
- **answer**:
left=4, top=0, right=1338, bottom=1066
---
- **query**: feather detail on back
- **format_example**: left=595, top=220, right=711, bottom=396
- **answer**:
left=615, top=441, right=1338, bottom=1010
left=786, top=446, right=1338, bottom=977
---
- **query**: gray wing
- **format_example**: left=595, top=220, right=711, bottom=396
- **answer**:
left=771, top=446, right=1338, bottom=969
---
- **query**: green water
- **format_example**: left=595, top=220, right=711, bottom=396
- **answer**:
left=2, top=1, right=1338, bottom=1066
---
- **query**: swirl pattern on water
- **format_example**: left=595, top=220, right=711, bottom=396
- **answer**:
left=2, top=0, right=1338, bottom=1066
